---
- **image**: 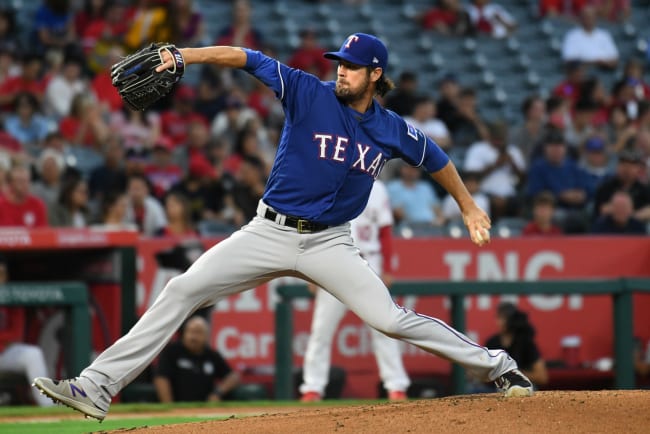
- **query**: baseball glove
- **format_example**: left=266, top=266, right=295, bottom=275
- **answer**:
left=111, top=43, right=185, bottom=111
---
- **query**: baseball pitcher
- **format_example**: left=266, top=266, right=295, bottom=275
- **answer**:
left=34, top=33, right=532, bottom=421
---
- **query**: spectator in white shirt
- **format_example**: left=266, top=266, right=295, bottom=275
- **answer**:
left=464, top=121, right=526, bottom=220
left=561, top=6, right=618, bottom=70
left=124, top=173, right=167, bottom=236
left=404, top=95, right=451, bottom=150
left=441, top=171, right=490, bottom=224
left=44, top=55, right=87, bottom=119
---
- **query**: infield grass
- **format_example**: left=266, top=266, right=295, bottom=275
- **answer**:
left=0, top=399, right=382, bottom=434
left=1, top=415, right=219, bottom=434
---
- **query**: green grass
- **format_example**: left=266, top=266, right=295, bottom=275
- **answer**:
left=1, top=415, right=222, bottom=434
left=0, top=399, right=384, bottom=418
left=0, top=399, right=387, bottom=434
left=0, top=401, right=266, bottom=418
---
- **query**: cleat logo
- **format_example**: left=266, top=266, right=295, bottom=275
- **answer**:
left=70, top=384, right=87, bottom=398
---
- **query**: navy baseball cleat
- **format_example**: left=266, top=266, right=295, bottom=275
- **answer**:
left=495, top=369, right=534, bottom=397
left=32, top=377, right=107, bottom=421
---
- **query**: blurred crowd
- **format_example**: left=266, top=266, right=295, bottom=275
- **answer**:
left=0, top=0, right=648, bottom=238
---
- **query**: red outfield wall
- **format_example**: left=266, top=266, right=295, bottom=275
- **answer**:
left=137, top=237, right=650, bottom=396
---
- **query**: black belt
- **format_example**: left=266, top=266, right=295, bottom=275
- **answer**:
left=263, top=209, right=329, bottom=233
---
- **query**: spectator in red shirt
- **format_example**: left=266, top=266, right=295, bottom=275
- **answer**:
left=74, top=0, right=105, bottom=37
left=539, top=0, right=588, bottom=19
left=287, top=28, right=332, bottom=80
left=0, top=54, right=47, bottom=110
left=552, top=61, right=586, bottom=108
left=145, top=136, right=184, bottom=200
left=222, top=125, right=270, bottom=177
left=418, top=0, right=471, bottom=36
left=170, top=0, right=205, bottom=47
left=592, top=0, right=631, bottom=22
left=0, top=165, right=48, bottom=228
left=82, top=2, right=130, bottom=72
left=90, top=46, right=124, bottom=113
left=522, top=191, right=563, bottom=236
left=215, top=0, right=263, bottom=50
left=160, top=85, right=207, bottom=148
left=466, top=0, right=516, bottom=39
left=247, top=78, right=282, bottom=125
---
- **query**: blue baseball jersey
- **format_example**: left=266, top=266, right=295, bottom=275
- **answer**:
left=243, top=49, right=449, bottom=226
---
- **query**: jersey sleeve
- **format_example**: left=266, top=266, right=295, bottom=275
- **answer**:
left=242, top=48, right=320, bottom=123
left=393, top=115, right=449, bottom=172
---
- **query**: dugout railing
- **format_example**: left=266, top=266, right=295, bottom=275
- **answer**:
left=274, top=278, right=650, bottom=400
left=0, top=282, right=91, bottom=376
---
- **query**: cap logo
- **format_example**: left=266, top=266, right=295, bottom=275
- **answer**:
left=344, top=35, right=359, bottom=49
left=373, top=57, right=379, bottom=64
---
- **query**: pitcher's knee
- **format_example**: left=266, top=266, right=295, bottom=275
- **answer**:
left=163, top=274, right=209, bottom=303
left=368, top=319, right=403, bottom=338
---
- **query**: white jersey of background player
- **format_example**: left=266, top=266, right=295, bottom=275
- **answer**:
left=300, top=180, right=411, bottom=401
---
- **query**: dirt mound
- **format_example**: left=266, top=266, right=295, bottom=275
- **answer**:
left=110, top=390, right=649, bottom=434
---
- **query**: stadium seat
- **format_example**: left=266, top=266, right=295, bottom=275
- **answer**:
left=446, top=221, right=469, bottom=239
left=493, top=217, right=528, bottom=238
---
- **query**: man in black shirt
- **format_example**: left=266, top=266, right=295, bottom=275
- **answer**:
left=154, top=316, right=239, bottom=402
left=230, top=155, right=266, bottom=225
left=593, top=149, right=650, bottom=223
left=170, top=156, right=227, bottom=225
left=591, top=191, right=647, bottom=234
left=485, top=302, right=548, bottom=389
left=383, top=71, right=419, bottom=117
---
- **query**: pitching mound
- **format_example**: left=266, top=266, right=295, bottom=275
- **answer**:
left=110, top=390, right=649, bottom=434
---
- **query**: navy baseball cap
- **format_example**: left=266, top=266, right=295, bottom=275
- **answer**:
left=324, top=33, right=388, bottom=70
left=584, top=137, right=605, bottom=152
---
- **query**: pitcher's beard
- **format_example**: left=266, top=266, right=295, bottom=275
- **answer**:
left=335, top=78, right=370, bottom=105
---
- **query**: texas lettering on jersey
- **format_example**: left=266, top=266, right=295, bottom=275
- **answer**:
left=243, top=49, right=449, bottom=225
left=313, top=133, right=386, bottom=179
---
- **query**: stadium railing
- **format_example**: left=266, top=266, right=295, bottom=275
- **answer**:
left=274, top=278, right=650, bottom=400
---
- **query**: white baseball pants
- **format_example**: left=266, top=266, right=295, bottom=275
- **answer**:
left=300, top=253, right=410, bottom=395
left=81, top=207, right=516, bottom=405
left=0, top=343, right=54, bottom=406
